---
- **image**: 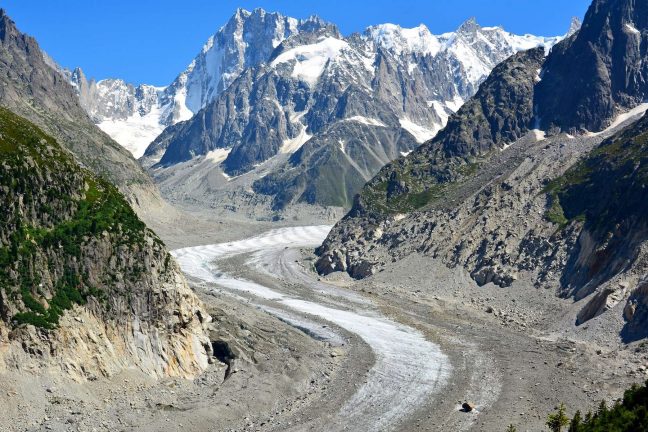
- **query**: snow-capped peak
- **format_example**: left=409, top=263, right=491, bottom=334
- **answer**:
left=72, top=8, right=569, bottom=162
left=367, top=23, right=443, bottom=56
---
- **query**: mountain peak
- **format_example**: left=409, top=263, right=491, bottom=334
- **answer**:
left=457, top=16, right=481, bottom=34
left=0, top=8, right=17, bottom=40
left=568, top=16, right=582, bottom=36
left=233, top=7, right=252, bottom=19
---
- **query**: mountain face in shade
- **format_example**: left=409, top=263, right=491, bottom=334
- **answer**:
left=536, top=0, right=648, bottom=133
left=316, top=0, right=648, bottom=340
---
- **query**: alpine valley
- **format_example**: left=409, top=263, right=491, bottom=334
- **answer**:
left=2, top=1, right=648, bottom=432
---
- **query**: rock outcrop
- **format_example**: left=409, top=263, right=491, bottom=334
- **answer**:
left=0, top=108, right=212, bottom=380
left=536, top=0, right=648, bottom=133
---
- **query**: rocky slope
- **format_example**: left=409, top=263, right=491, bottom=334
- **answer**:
left=316, top=0, right=648, bottom=341
left=0, top=107, right=212, bottom=380
left=136, top=11, right=566, bottom=210
left=0, top=9, right=158, bottom=207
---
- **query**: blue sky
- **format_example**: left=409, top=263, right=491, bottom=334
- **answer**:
left=2, top=0, right=591, bottom=86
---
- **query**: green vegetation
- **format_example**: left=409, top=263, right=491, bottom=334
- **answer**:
left=360, top=153, right=482, bottom=216
left=547, top=403, right=570, bottom=432
left=507, top=381, right=648, bottom=431
left=545, top=194, right=569, bottom=227
left=563, top=385, right=648, bottom=432
left=0, top=107, right=152, bottom=329
left=544, top=115, right=648, bottom=230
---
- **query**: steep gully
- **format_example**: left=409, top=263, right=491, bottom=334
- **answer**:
left=172, top=226, right=451, bottom=431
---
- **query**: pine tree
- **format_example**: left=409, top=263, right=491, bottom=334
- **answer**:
left=568, top=410, right=582, bottom=432
left=506, top=424, right=517, bottom=432
left=546, top=403, right=570, bottom=432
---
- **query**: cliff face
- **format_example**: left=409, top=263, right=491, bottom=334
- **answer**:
left=547, top=113, right=648, bottom=340
left=0, top=108, right=211, bottom=380
left=536, top=0, right=648, bottom=133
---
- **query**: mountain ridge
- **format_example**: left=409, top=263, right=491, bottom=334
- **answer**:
left=122, top=9, right=569, bottom=210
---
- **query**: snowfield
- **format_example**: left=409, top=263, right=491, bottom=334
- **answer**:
left=173, top=226, right=451, bottom=431
left=271, top=37, right=349, bottom=86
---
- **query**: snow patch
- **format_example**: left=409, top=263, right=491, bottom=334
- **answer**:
left=625, top=23, right=641, bottom=35
left=280, top=111, right=312, bottom=154
left=271, top=37, right=349, bottom=86
left=368, top=23, right=442, bottom=56
left=532, top=129, right=546, bottom=141
left=338, top=139, right=346, bottom=154
left=280, top=126, right=312, bottom=154
left=205, top=148, right=232, bottom=164
left=399, top=118, right=437, bottom=143
left=588, top=103, right=648, bottom=137
left=97, top=105, right=166, bottom=158
left=345, top=116, right=387, bottom=127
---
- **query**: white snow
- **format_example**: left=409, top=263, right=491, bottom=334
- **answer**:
left=96, top=105, right=166, bottom=158
left=368, top=23, right=442, bottom=56
left=400, top=150, right=412, bottom=157
left=280, top=111, right=312, bottom=154
left=271, top=37, right=349, bottom=86
left=338, top=139, right=346, bottom=154
left=445, top=95, right=465, bottom=113
left=399, top=117, right=438, bottom=143
left=625, top=23, right=641, bottom=35
left=431, top=101, right=450, bottom=126
left=532, top=129, right=546, bottom=141
left=172, top=226, right=451, bottom=431
left=345, top=116, right=387, bottom=127
left=280, top=125, right=312, bottom=154
left=170, top=84, right=196, bottom=123
left=205, top=148, right=232, bottom=164
left=587, top=103, right=648, bottom=137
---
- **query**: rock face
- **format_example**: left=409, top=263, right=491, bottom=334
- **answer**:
left=536, top=0, right=648, bottom=133
left=135, top=10, right=564, bottom=209
left=0, top=108, right=212, bottom=380
left=316, top=0, right=648, bottom=339
left=0, top=9, right=156, bottom=205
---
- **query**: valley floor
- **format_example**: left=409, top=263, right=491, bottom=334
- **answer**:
left=2, top=217, right=646, bottom=432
